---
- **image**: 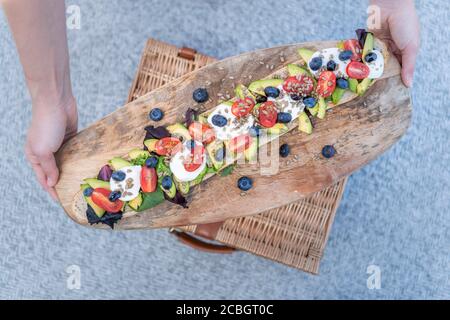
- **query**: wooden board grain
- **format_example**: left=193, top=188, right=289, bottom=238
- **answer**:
left=55, top=40, right=411, bottom=229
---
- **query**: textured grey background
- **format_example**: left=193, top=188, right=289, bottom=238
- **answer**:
left=0, top=0, right=448, bottom=299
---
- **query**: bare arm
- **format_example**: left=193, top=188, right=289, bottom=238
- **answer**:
left=3, top=0, right=77, bottom=200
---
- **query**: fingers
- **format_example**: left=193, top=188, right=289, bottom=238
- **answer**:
left=25, top=145, right=60, bottom=201
left=400, top=41, right=419, bottom=88
left=37, top=152, right=59, bottom=187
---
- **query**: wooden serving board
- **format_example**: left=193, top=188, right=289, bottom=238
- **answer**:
left=55, top=40, right=411, bottom=230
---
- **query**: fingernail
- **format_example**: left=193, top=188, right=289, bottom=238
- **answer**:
left=47, top=177, right=54, bottom=186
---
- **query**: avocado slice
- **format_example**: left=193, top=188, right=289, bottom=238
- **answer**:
left=331, top=88, right=346, bottom=105
left=174, top=178, right=190, bottom=195
left=128, top=193, right=143, bottom=211
left=235, top=84, right=255, bottom=100
left=317, top=97, right=327, bottom=119
left=160, top=179, right=176, bottom=199
left=81, top=184, right=105, bottom=218
left=198, top=114, right=209, bottom=124
left=362, top=32, right=374, bottom=61
left=83, top=178, right=110, bottom=190
left=248, top=78, right=283, bottom=96
left=189, top=166, right=208, bottom=187
left=348, top=78, right=358, bottom=93
left=297, top=48, right=315, bottom=63
left=167, top=123, right=191, bottom=142
left=267, top=123, right=288, bottom=135
left=128, top=148, right=150, bottom=161
left=357, top=78, right=373, bottom=96
left=244, top=137, right=258, bottom=162
left=308, top=103, right=319, bottom=117
left=287, top=64, right=309, bottom=77
left=109, top=157, right=131, bottom=170
left=206, top=140, right=225, bottom=171
left=298, top=112, right=313, bottom=134
left=144, top=139, right=158, bottom=152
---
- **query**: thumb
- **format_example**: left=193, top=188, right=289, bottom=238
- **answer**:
left=400, top=41, right=419, bottom=88
left=37, top=152, right=59, bottom=187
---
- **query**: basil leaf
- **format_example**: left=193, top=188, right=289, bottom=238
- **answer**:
left=137, top=189, right=165, bottom=212
left=219, top=165, right=235, bottom=177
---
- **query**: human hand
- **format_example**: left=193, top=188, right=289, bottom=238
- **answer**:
left=370, top=0, right=420, bottom=87
left=25, top=96, right=78, bottom=201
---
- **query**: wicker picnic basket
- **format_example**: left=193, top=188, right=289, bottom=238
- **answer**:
left=127, top=39, right=348, bottom=274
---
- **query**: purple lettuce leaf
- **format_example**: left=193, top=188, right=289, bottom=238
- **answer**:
left=355, top=28, right=368, bottom=49
left=97, top=164, right=113, bottom=181
left=185, top=108, right=198, bottom=128
left=144, top=125, right=170, bottom=140
left=164, top=191, right=188, bottom=208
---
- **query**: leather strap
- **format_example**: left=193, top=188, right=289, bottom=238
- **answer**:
left=169, top=221, right=235, bottom=254
left=178, top=47, right=197, bottom=60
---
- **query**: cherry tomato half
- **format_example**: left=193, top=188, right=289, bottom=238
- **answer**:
left=183, top=144, right=205, bottom=172
left=188, top=122, right=216, bottom=145
left=140, top=167, right=157, bottom=193
left=282, top=75, right=314, bottom=95
left=344, top=39, right=362, bottom=61
left=316, top=71, right=336, bottom=98
left=346, top=61, right=370, bottom=79
left=91, top=188, right=123, bottom=213
left=155, top=137, right=182, bottom=156
left=258, top=101, right=278, bottom=128
left=231, top=97, right=255, bottom=118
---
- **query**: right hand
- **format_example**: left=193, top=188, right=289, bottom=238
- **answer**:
left=25, top=95, right=78, bottom=201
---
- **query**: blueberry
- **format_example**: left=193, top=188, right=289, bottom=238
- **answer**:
left=237, top=176, right=253, bottom=191
left=279, top=143, right=290, bottom=158
left=145, top=156, right=158, bottom=168
left=193, top=88, right=209, bottom=103
left=290, top=94, right=302, bottom=101
left=364, top=52, right=378, bottom=63
left=111, top=171, right=126, bottom=181
left=339, top=50, right=353, bottom=61
left=211, top=114, right=227, bottom=127
left=336, top=78, right=349, bottom=89
left=248, top=125, right=260, bottom=137
left=277, top=112, right=292, bottom=123
left=321, top=145, right=336, bottom=158
left=149, top=108, right=164, bottom=121
left=256, top=95, right=267, bottom=103
left=83, top=187, right=94, bottom=197
left=108, top=190, right=122, bottom=202
left=309, top=57, right=323, bottom=71
left=161, top=176, right=173, bottom=190
left=264, top=86, right=280, bottom=98
left=215, top=147, right=225, bottom=162
left=303, top=96, right=317, bottom=108
left=327, top=60, right=337, bottom=71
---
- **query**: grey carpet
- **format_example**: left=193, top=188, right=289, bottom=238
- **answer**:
left=0, top=0, right=448, bottom=299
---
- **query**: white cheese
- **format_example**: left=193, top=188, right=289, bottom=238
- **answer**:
left=308, top=48, right=350, bottom=78
left=207, top=103, right=254, bottom=141
left=170, top=141, right=206, bottom=182
left=268, top=85, right=305, bottom=119
left=365, top=49, right=384, bottom=79
left=109, top=165, right=142, bottom=202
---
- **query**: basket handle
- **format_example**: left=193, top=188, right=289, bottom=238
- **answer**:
left=169, top=222, right=235, bottom=254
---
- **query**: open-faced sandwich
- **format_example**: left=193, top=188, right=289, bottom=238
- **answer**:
left=80, top=29, right=387, bottom=228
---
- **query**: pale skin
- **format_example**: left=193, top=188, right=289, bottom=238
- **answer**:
left=2, top=0, right=420, bottom=201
